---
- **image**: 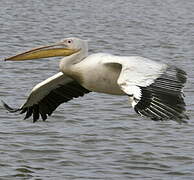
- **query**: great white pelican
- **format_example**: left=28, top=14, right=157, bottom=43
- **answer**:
left=2, top=37, right=188, bottom=123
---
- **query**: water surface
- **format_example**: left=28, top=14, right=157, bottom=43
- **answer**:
left=0, top=0, right=194, bottom=179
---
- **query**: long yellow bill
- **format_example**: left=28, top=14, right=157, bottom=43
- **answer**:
left=5, top=43, right=80, bottom=61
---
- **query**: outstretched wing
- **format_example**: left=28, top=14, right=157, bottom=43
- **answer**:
left=2, top=72, right=90, bottom=122
left=103, top=55, right=188, bottom=123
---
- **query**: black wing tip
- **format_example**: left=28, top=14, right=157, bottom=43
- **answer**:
left=151, top=112, right=189, bottom=124
left=175, top=66, right=187, bottom=75
left=134, top=92, right=189, bottom=124
left=1, top=100, right=21, bottom=113
left=22, top=105, right=48, bottom=123
left=134, top=64, right=189, bottom=124
left=168, top=66, right=187, bottom=84
left=136, top=107, right=189, bottom=124
left=1, top=100, right=46, bottom=122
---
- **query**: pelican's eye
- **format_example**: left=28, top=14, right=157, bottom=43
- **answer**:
left=67, top=39, right=73, bottom=44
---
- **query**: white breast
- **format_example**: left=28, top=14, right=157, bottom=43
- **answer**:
left=76, top=53, right=124, bottom=95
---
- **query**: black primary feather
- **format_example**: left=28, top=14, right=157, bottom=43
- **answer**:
left=134, top=66, right=189, bottom=123
left=2, top=81, right=90, bottom=122
left=1, top=100, right=21, bottom=113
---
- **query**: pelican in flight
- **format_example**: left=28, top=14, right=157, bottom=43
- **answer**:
left=3, top=37, right=188, bottom=123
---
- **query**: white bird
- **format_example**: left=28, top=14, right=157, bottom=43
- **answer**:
left=2, top=37, right=188, bottom=123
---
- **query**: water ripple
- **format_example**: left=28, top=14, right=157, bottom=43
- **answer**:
left=0, top=0, right=194, bottom=179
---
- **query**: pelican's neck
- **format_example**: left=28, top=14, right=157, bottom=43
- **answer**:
left=59, top=49, right=88, bottom=75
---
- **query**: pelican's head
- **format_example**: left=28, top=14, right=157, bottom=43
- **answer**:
left=60, top=37, right=88, bottom=52
left=4, top=37, right=88, bottom=61
left=59, top=37, right=88, bottom=59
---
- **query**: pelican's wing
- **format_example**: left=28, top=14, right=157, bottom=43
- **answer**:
left=2, top=72, right=90, bottom=122
left=103, top=55, right=188, bottom=123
